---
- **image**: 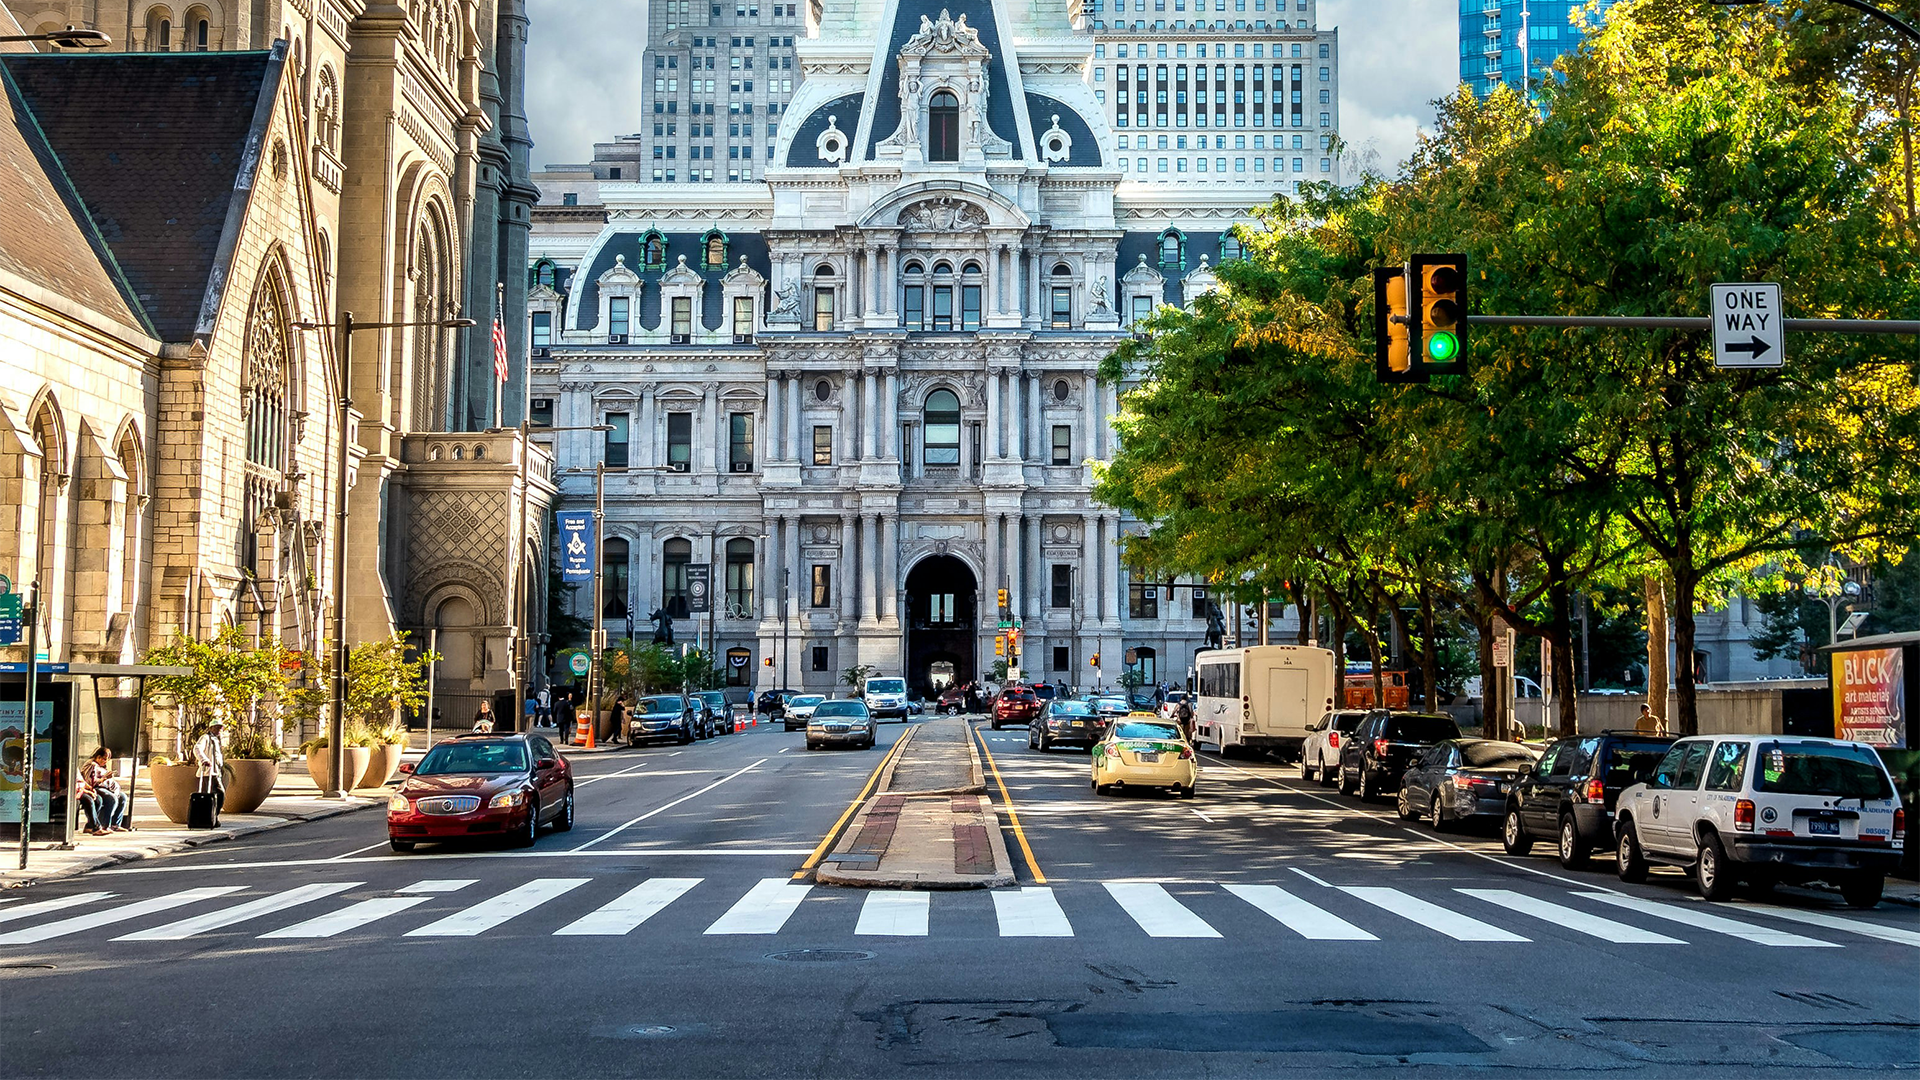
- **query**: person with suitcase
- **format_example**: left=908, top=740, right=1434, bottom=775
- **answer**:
left=190, top=717, right=227, bottom=829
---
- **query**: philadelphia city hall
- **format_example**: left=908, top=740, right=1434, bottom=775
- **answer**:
left=528, top=0, right=1332, bottom=696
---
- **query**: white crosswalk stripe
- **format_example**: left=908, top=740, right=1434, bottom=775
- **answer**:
left=1457, top=889, right=1685, bottom=945
left=399, top=879, right=478, bottom=893
left=705, top=878, right=811, bottom=935
left=1104, top=882, right=1220, bottom=938
left=1728, top=903, right=1920, bottom=948
left=1224, top=883, right=1377, bottom=940
left=261, top=897, right=433, bottom=939
left=1341, top=886, right=1530, bottom=942
left=1577, top=892, right=1840, bottom=948
left=117, top=883, right=363, bottom=941
left=405, top=879, right=589, bottom=937
left=0, top=887, right=243, bottom=945
left=0, top=892, right=115, bottom=926
left=855, top=891, right=930, bottom=936
left=557, top=878, right=701, bottom=936
left=992, top=887, right=1073, bottom=937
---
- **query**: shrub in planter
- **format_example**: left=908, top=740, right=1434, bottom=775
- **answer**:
left=299, top=735, right=369, bottom=793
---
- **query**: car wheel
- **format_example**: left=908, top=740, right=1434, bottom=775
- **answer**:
left=1318, top=760, right=1337, bottom=788
left=552, top=788, right=575, bottom=833
left=806, top=741, right=820, bottom=751
left=1557, top=814, right=1589, bottom=870
left=991, top=720, right=1001, bottom=731
left=1502, top=808, right=1534, bottom=856
left=1841, top=873, right=1885, bottom=909
left=514, top=798, right=539, bottom=847
left=1616, top=823, right=1649, bottom=883
left=389, top=838, right=415, bottom=853
left=1695, top=833, right=1735, bottom=901
left=1178, top=784, right=1195, bottom=799
left=1427, top=794, right=1447, bottom=832
left=1338, top=766, right=1357, bottom=796
left=679, top=723, right=693, bottom=745
left=1027, top=729, right=1037, bottom=750
left=1040, top=735, right=1052, bottom=752
left=1299, top=757, right=1314, bottom=782
left=1360, top=769, right=1379, bottom=800
left=1395, top=788, right=1415, bottom=821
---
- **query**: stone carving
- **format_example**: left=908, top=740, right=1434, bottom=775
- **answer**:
left=898, top=195, right=989, bottom=232
left=1039, top=113, right=1073, bottom=163
left=1089, top=275, right=1111, bottom=314
left=903, top=10, right=986, bottom=57
left=768, top=278, right=802, bottom=324
left=815, top=114, right=848, bottom=164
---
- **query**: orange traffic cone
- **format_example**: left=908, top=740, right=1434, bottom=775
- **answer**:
left=577, top=708, right=595, bottom=750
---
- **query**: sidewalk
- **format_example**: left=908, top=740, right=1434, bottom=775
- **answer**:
left=815, top=719, right=1015, bottom=889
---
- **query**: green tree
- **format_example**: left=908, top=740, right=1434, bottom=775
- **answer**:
left=841, top=664, right=876, bottom=695
left=143, top=625, right=292, bottom=759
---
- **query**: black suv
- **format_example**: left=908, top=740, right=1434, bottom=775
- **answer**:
left=1340, top=712, right=1462, bottom=799
left=1503, top=730, right=1676, bottom=868
left=756, top=688, right=800, bottom=719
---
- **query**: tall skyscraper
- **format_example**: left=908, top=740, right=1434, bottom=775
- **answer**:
left=1460, top=0, right=1617, bottom=98
left=1087, top=0, right=1340, bottom=188
left=627, top=0, right=807, bottom=182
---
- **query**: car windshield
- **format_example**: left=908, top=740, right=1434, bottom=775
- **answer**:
left=1051, top=701, right=1094, bottom=716
left=637, top=697, right=682, bottom=714
left=1005, top=689, right=1033, bottom=700
left=699, top=692, right=726, bottom=704
left=815, top=701, right=868, bottom=718
left=1115, top=722, right=1182, bottom=741
left=1754, top=742, right=1893, bottom=799
left=416, top=740, right=528, bottom=775
left=867, top=679, right=906, bottom=694
left=793, top=696, right=825, bottom=706
left=1459, top=742, right=1535, bottom=768
left=1385, top=714, right=1460, bottom=742
left=1332, top=712, right=1367, bottom=732
left=1097, top=698, right=1128, bottom=709
left=1600, top=740, right=1672, bottom=785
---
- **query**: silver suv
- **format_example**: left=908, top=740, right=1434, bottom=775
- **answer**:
left=1614, top=735, right=1904, bottom=907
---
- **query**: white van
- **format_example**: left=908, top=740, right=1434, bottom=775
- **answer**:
left=862, top=676, right=911, bottom=721
left=1191, top=645, right=1336, bottom=759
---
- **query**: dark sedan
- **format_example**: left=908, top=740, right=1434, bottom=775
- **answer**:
left=387, top=733, right=573, bottom=851
left=628, top=694, right=700, bottom=745
left=1030, top=699, right=1104, bottom=751
left=1398, top=739, right=1539, bottom=830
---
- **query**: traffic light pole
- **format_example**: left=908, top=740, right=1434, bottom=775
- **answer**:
left=1468, top=314, right=1920, bottom=334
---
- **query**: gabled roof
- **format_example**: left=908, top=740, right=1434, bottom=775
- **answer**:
left=0, top=49, right=281, bottom=343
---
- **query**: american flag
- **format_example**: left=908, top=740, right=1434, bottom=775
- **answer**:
left=491, top=313, right=509, bottom=384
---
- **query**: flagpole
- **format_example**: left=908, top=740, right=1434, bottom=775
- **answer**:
left=492, top=281, right=506, bottom=431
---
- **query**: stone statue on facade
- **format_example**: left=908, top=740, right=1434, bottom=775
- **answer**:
left=1089, top=275, right=1112, bottom=314
left=649, top=607, right=676, bottom=645
left=769, top=279, right=801, bottom=324
left=1204, top=601, right=1226, bottom=650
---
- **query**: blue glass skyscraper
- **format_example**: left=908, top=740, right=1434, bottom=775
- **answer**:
left=1459, top=0, right=1618, bottom=98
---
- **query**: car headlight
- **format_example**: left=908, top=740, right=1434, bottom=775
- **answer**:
left=488, top=790, right=525, bottom=808
left=388, top=794, right=411, bottom=813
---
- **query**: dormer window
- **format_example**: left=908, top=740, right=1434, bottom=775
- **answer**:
left=1159, top=228, right=1186, bottom=271
left=642, top=229, right=668, bottom=271
left=701, top=228, right=729, bottom=271
left=1219, top=234, right=1244, bottom=261
left=928, top=90, right=960, bottom=162
left=536, top=260, right=556, bottom=288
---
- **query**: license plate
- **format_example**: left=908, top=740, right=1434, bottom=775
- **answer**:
left=1809, top=817, right=1839, bottom=836
left=1137, top=753, right=1160, bottom=763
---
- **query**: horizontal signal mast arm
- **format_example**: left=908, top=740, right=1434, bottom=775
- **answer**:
left=1467, top=315, right=1920, bottom=334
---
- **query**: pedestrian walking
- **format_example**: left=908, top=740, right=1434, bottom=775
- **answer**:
left=1636, top=702, right=1666, bottom=736
left=536, top=686, right=552, bottom=727
left=1175, top=697, right=1195, bottom=741
left=193, top=718, right=227, bottom=802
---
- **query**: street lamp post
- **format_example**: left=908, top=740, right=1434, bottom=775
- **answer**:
left=292, top=311, right=474, bottom=798
left=512, top=423, right=610, bottom=732
left=0, top=26, right=110, bottom=46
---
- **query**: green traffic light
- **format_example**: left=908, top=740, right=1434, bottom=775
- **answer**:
left=1426, top=331, right=1460, bottom=363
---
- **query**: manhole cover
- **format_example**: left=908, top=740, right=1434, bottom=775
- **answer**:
left=766, top=949, right=875, bottom=963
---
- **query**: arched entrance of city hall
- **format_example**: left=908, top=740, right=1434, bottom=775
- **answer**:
left=905, top=555, right=977, bottom=697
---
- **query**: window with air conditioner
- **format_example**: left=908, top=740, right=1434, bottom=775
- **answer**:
left=671, top=296, right=693, bottom=341
left=729, top=412, right=754, bottom=472
left=530, top=398, right=553, bottom=428
left=812, top=425, right=833, bottom=466
left=608, top=297, right=630, bottom=340
left=667, top=412, right=692, bottom=471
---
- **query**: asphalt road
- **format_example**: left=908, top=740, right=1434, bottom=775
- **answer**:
left=3, top=715, right=1916, bottom=1078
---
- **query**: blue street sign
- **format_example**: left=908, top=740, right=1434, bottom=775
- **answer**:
left=558, top=511, right=596, bottom=582
left=0, top=663, right=68, bottom=674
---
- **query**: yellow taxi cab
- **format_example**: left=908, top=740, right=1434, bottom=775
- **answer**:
left=1091, top=713, right=1198, bottom=798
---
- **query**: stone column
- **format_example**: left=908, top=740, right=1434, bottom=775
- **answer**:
left=1104, top=514, right=1123, bottom=625
left=983, top=513, right=1001, bottom=637
left=787, top=514, right=803, bottom=621
left=760, top=522, right=776, bottom=620
left=1009, top=511, right=1025, bottom=625
left=863, top=514, right=880, bottom=623
left=984, top=369, right=1001, bottom=461
left=865, top=242, right=880, bottom=319
left=639, top=387, right=657, bottom=469
left=1082, top=374, right=1098, bottom=470
left=880, top=515, right=898, bottom=623
left=1080, top=513, right=1097, bottom=623
left=766, top=375, right=782, bottom=462
left=1027, top=512, right=1044, bottom=620
left=861, top=369, right=877, bottom=460
left=839, top=513, right=859, bottom=623
left=1029, top=374, right=1045, bottom=464
left=787, top=370, right=803, bottom=465
left=883, top=368, right=899, bottom=460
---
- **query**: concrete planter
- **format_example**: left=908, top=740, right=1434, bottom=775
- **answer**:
left=304, top=746, right=370, bottom=794
left=220, top=758, right=279, bottom=814
left=360, top=742, right=404, bottom=789
left=148, top=762, right=200, bottom=824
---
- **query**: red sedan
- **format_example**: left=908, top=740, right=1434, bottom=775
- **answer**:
left=386, top=733, right=574, bottom=852
left=990, top=686, right=1040, bottom=730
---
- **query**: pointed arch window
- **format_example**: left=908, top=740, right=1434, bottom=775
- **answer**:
left=928, top=90, right=960, bottom=162
left=923, top=389, right=961, bottom=467
left=641, top=229, right=668, bottom=271
left=243, top=269, right=292, bottom=473
left=701, top=228, right=729, bottom=272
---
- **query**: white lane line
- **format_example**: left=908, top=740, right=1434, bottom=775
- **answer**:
left=556, top=878, right=701, bottom=936
left=1341, top=887, right=1530, bottom=942
left=1458, top=889, right=1684, bottom=945
left=573, top=758, right=768, bottom=851
left=259, top=897, right=431, bottom=939
left=704, top=878, right=811, bottom=935
left=576, top=762, right=651, bottom=786
left=405, top=878, right=590, bottom=937
left=100, top=849, right=813, bottom=873
left=992, top=887, right=1074, bottom=937
left=399, top=879, right=478, bottom=893
left=0, top=892, right=115, bottom=926
left=778, top=747, right=789, bottom=754
left=1730, top=903, right=1920, bottom=948
left=327, top=841, right=395, bottom=861
left=1225, top=883, right=1377, bottom=940
left=1190, top=809, right=1216, bottom=823
left=1289, top=867, right=1333, bottom=888
left=116, top=882, right=363, bottom=941
left=0, top=887, right=245, bottom=945
left=669, top=751, right=685, bottom=757
left=855, top=891, right=930, bottom=937
left=1577, top=892, right=1840, bottom=948
left=1104, top=882, right=1221, bottom=938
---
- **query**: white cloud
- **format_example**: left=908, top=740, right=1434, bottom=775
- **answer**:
left=1320, top=0, right=1459, bottom=174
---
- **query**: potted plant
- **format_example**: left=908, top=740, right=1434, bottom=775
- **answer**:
left=146, top=754, right=199, bottom=824
left=291, top=632, right=437, bottom=790
left=299, top=733, right=369, bottom=794
left=143, top=626, right=293, bottom=819
left=362, top=722, right=409, bottom=789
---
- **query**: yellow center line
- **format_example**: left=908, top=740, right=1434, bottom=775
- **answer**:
left=793, top=733, right=908, bottom=879
left=975, top=726, right=1047, bottom=884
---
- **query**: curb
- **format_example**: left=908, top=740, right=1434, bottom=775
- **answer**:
left=0, top=799, right=383, bottom=890
left=815, top=793, right=1015, bottom=889
left=876, top=722, right=988, bottom=797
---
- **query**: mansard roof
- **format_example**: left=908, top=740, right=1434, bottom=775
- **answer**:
left=865, top=0, right=1022, bottom=161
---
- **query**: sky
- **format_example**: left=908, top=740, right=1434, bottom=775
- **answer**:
left=524, top=0, right=1459, bottom=174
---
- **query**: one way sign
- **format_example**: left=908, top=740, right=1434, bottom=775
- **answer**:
left=1710, top=282, right=1785, bottom=368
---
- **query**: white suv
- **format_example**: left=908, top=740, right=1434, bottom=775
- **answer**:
left=1614, top=734, right=1904, bottom=907
left=1300, top=709, right=1370, bottom=786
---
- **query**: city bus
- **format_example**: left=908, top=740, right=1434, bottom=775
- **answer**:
left=1192, top=645, right=1337, bottom=759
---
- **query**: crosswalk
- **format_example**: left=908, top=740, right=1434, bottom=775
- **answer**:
left=0, top=876, right=1912, bottom=951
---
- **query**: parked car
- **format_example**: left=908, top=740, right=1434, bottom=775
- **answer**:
left=1301, top=709, right=1371, bottom=786
left=1339, top=711, right=1462, bottom=799
left=1614, top=735, right=1905, bottom=906
left=1398, top=739, right=1538, bottom=829
left=1091, top=717, right=1198, bottom=798
left=1503, top=730, right=1676, bottom=868
left=756, top=688, right=801, bottom=719
left=1091, top=695, right=1132, bottom=721
left=628, top=694, right=701, bottom=745
left=907, top=696, right=926, bottom=716
left=991, top=686, right=1041, bottom=730
left=863, top=676, right=911, bottom=721
left=936, top=685, right=971, bottom=715
left=807, top=699, right=876, bottom=750
left=1029, top=699, right=1104, bottom=751
left=784, top=694, right=826, bottom=731
left=696, top=690, right=732, bottom=737
left=387, top=733, right=572, bottom=851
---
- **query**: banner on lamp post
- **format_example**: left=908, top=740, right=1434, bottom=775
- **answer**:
left=686, top=563, right=712, bottom=614
left=557, top=512, right=596, bottom=582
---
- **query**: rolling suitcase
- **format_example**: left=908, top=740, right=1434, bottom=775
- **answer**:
left=188, top=774, right=221, bottom=829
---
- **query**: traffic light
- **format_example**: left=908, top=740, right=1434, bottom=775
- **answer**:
left=1089, top=652, right=1101, bottom=668
left=1373, top=266, right=1413, bottom=383
left=995, top=635, right=1007, bottom=657
left=1410, top=253, right=1466, bottom=376
left=996, top=587, right=1009, bottom=612
left=1008, top=628, right=1022, bottom=655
